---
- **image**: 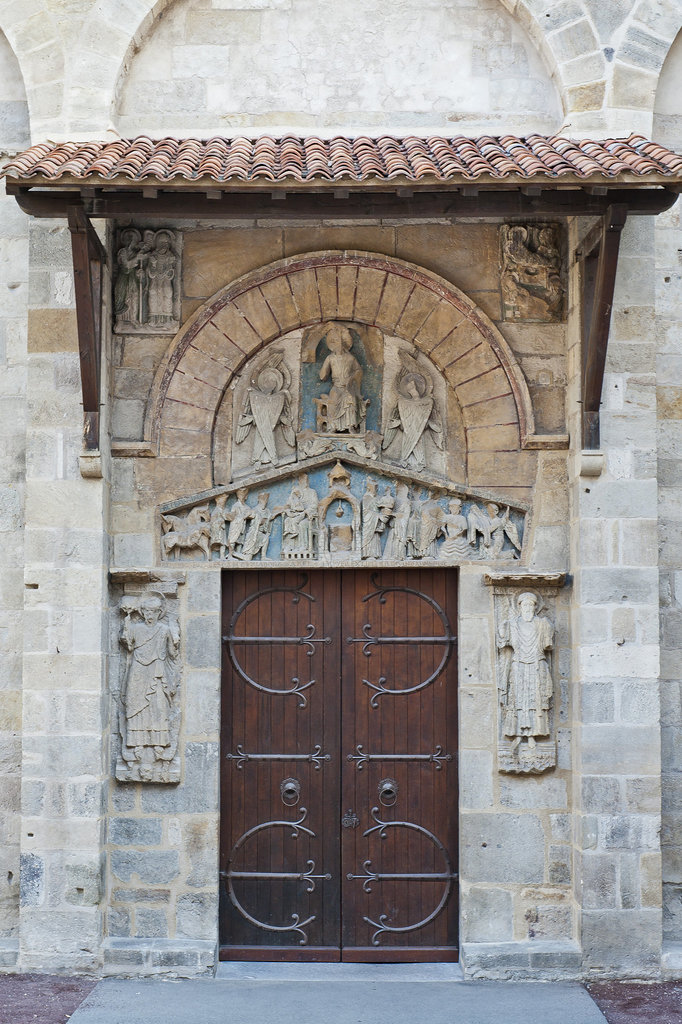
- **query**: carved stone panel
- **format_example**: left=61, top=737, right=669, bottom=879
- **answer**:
left=493, top=588, right=556, bottom=774
left=114, top=584, right=182, bottom=783
left=217, top=324, right=461, bottom=486
left=113, top=227, right=182, bottom=334
left=159, top=454, right=527, bottom=567
left=500, top=223, right=564, bottom=323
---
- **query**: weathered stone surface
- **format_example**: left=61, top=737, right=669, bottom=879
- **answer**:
left=460, top=814, right=545, bottom=884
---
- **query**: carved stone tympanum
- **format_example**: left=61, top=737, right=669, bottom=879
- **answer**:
left=117, top=591, right=181, bottom=783
left=501, top=223, right=564, bottom=323
left=113, top=228, right=181, bottom=333
left=495, top=590, right=556, bottom=774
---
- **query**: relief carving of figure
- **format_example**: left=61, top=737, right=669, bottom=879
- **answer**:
left=161, top=505, right=211, bottom=560
left=383, top=351, right=444, bottom=470
left=497, top=592, right=554, bottom=764
left=146, top=230, right=177, bottom=328
left=360, top=479, right=395, bottom=560
left=119, top=593, right=180, bottom=782
left=236, top=349, right=295, bottom=467
left=209, top=494, right=229, bottom=559
left=408, top=490, right=444, bottom=559
left=439, top=498, right=470, bottom=560
left=280, top=474, right=319, bottom=558
left=226, top=488, right=251, bottom=558
left=113, top=228, right=144, bottom=328
left=317, top=324, right=367, bottom=434
left=384, top=483, right=412, bottom=561
left=468, top=502, right=522, bottom=559
left=501, top=224, right=564, bottom=322
left=114, top=228, right=180, bottom=333
left=237, top=492, right=275, bottom=561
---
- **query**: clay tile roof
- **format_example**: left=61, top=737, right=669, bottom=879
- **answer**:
left=3, top=134, right=682, bottom=185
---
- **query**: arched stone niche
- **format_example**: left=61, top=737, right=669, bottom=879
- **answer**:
left=149, top=251, right=544, bottom=568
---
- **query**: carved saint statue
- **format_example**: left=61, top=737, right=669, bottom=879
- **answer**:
left=360, top=479, right=395, bottom=560
left=226, top=488, right=251, bottom=558
left=318, top=324, right=367, bottom=433
left=237, top=492, right=275, bottom=561
left=114, top=228, right=143, bottom=328
left=114, top=228, right=180, bottom=332
left=439, top=498, right=470, bottom=560
left=497, top=592, right=554, bottom=756
left=384, top=483, right=412, bottom=561
left=280, top=473, right=319, bottom=558
left=146, top=230, right=177, bottom=328
left=383, top=351, right=443, bottom=470
left=119, top=593, right=180, bottom=781
left=209, top=494, right=229, bottom=559
left=236, top=349, right=295, bottom=467
left=408, top=489, right=444, bottom=559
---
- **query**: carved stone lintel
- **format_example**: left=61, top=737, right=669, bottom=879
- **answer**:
left=484, top=571, right=567, bottom=589
left=114, top=582, right=184, bottom=783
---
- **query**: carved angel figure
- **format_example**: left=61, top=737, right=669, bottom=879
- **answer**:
left=468, top=502, right=521, bottom=559
left=497, top=592, right=553, bottom=752
left=236, top=349, right=295, bottom=467
left=383, top=350, right=443, bottom=470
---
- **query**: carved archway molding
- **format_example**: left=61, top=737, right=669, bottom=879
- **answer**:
left=146, top=251, right=538, bottom=462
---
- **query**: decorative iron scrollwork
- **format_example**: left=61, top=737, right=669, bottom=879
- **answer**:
left=227, top=744, right=331, bottom=770
left=346, top=575, right=455, bottom=706
left=347, top=744, right=452, bottom=770
left=346, top=806, right=457, bottom=946
left=221, top=807, right=331, bottom=946
left=342, top=809, right=360, bottom=829
left=224, top=575, right=331, bottom=707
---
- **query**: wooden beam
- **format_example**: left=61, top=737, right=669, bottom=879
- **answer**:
left=67, top=206, right=104, bottom=451
left=581, top=204, right=628, bottom=450
left=9, top=185, right=679, bottom=222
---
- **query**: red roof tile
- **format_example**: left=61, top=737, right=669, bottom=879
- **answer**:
left=3, top=134, right=682, bottom=185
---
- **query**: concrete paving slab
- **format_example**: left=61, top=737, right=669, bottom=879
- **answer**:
left=68, top=972, right=608, bottom=1024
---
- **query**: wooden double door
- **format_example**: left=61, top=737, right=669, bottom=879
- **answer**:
left=220, top=569, right=458, bottom=961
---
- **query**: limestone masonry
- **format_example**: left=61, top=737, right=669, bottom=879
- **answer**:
left=1, top=0, right=682, bottom=982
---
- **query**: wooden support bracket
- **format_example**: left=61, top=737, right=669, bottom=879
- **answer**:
left=580, top=204, right=628, bottom=450
left=67, top=206, right=106, bottom=451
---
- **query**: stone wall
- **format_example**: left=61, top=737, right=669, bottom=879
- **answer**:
left=654, top=28, right=682, bottom=966
left=0, top=28, right=29, bottom=966
left=1, top=0, right=682, bottom=982
left=115, top=0, right=562, bottom=137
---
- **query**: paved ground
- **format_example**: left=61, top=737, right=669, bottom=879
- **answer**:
left=1, top=965, right=680, bottom=1024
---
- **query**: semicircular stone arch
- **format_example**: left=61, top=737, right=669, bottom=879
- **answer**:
left=147, top=251, right=537, bottom=497
left=71, top=0, right=570, bottom=135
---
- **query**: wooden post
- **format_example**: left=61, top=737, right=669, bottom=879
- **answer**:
left=581, top=204, right=628, bottom=450
left=67, top=206, right=106, bottom=451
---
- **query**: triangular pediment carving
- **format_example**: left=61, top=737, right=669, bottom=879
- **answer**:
left=158, top=451, right=528, bottom=567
